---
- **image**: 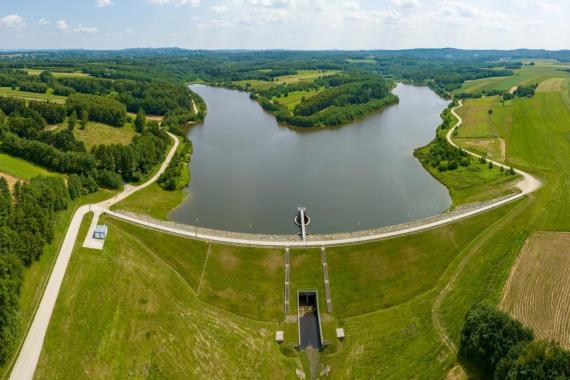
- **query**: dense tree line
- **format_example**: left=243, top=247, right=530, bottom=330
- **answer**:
left=91, top=125, right=170, bottom=182
left=0, top=97, right=170, bottom=189
left=0, top=175, right=74, bottom=363
left=66, top=93, right=127, bottom=127
left=250, top=73, right=398, bottom=127
left=460, top=303, right=570, bottom=378
left=513, top=84, right=538, bottom=98
left=158, top=139, right=192, bottom=190
left=416, top=134, right=470, bottom=172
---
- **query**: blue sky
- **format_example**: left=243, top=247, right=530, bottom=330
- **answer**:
left=0, top=0, right=568, bottom=50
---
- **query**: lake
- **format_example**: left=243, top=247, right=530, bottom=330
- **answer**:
left=169, top=84, right=451, bottom=234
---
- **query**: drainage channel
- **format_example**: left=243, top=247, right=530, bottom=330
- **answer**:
left=284, top=247, right=290, bottom=315
left=297, top=291, right=324, bottom=350
left=321, top=247, right=333, bottom=313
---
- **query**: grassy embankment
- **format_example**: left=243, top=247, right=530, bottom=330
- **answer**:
left=35, top=215, right=300, bottom=379
left=0, top=189, right=117, bottom=379
left=111, top=136, right=190, bottom=220
left=31, top=73, right=570, bottom=378
left=415, top=103, right=520, bottom=207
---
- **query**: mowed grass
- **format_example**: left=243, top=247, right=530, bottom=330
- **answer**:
left=35, top=215, right=300, bottom=379
left=275, top=70, right=337, bottom=84
left=327, top=202, right=516, bottom=319
left=273, top=90, right=319, bottom=110
left=73, top=122, right=136, bottom=150
left=0, top=189, right=117, bottom=378
left=112, top=183, right=187, bottom=220
left=25, top=68, right=89, bottom=78
left=0, top=152, right=56, bottom=179
left=0, top=87, right=66, bottom=104
left=52, top=121, right=137, bottom=148
left=233, top=70, right=337, bottom=91
left=428, top=161, right=520, bottom=206
left=500, top=231, right=570, bottom=349
left=455, top=62, right=570, bottom=94
left=456, top=95, right=512, bottom=138
left=289, top=249, right=326, bottom=313
left=199, top=244, right=284, bottom=321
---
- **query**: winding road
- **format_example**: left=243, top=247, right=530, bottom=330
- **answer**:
left=9, top=133, right=180, bottom=380
left=10, top=100, right=541, bottom=379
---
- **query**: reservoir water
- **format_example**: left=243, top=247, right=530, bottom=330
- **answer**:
left=169, top=84, right=451, bottom=234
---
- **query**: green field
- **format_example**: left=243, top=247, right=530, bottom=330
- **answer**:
left=111, top=182, right=186, bottom=220
left=0, top=87, right=66, bottom=103
left=73, top=121, right=136, bottom=150
left=275, top=70, right=337, bottom=84
left=273, top=90, right=319, bottom=110
left=35, top=215, right=300, bottom=379
left=233, top=70, right=337, bottom=91
left=455, top=61, right=570, bottom=94
left=0, top=152, right=55, bottom=179
left=0, top=189, right=117, bottom=378
left=25, top=68, right=89, bottom=78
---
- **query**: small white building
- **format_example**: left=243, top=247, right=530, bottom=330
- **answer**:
left=336, top=328, right=345, bottom=340
left=275, top=331, right=284, bottom=343
left=93, top=224, right=108, bottom=240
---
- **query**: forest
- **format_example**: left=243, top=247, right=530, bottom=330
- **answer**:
left=459, top=303, right=570, bottom=378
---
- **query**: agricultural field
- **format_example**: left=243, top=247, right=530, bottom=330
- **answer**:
left=455, top=61, right=570, bottom=94
left=500, top=232, right=570, bottom=349
left=25, top=68, right=89, bottom=78
left=233, top=70, right=337, bottom=91
left=0, top=87, right=66, bottom=103
left=35, top=216, right=300, bottom=379
left=275, top=70, right=338, bottom=84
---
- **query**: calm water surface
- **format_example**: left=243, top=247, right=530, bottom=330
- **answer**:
left=169, top=84, right=451, bottom=234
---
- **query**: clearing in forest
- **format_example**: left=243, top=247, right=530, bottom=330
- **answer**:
left=500, top=232, right=570, bottom=349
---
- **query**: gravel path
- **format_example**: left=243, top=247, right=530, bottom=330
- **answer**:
left=9, top=133, right=179, bottom=380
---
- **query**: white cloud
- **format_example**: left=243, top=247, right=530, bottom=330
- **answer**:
left=211, top=5, right=229, bottom=14
left=147, top=0, right=200, bottom=6
left=0, top=15, right=25, bottom=29
left=391, top=0, right=420, bottom=8
left=73, top=24, right=99, bottom=33
left=97, top=0, right=115, bottom=7
left=514, top=0, right=558, bottom=12
left=341, top=1, right=360, bottom=11
left=36, top=18, right=51, bottom=25
left=425, top=1, right=512, bottom=29
left=56, top=20, right=68, bottom=30
left=245, top=0, right=293, bottom=8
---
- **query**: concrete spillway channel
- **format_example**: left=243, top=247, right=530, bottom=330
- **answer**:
left=284, top=247, right=290, bottom=315
left=321, top=247, right=333, bottom=313
left=297, top=291, right=324, bottom=350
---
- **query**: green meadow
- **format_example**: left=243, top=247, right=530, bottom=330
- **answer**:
left=0, top=87, right=66, bottom=103
left=26, top=68, right=570, bottom=378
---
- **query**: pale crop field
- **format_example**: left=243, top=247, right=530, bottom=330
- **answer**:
left=500, top=232, right=570, bottom=349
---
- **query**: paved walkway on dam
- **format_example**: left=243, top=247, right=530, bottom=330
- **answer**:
left=11, top=100, right=542, bottom=379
